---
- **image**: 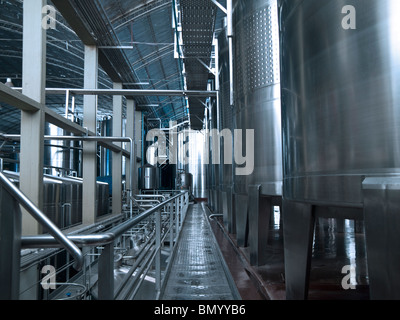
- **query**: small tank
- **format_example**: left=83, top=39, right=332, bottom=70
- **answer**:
left=140, top=164, right=158, bottom=190
left=177, top=171, right=193, bottom=193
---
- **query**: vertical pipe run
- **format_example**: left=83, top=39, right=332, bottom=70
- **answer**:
left=170, top=202, right=174, bottom=248
left=65, top=89, right=70, bottom=118
left=82, top=45, right=98, bottom=225
left=227, top=0, right=234, bottom=106
left=20, top=0, right=46, bottom=236
left=112, top=83, right=123, bottom=215
left=155, top=210, right=161, bottom=294
left=175, top=197, right=179, bottom=239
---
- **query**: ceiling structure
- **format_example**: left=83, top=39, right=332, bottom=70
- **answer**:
left=0, top=0, right=226, bottom=133
left=179, top=0, right=218, bottom=129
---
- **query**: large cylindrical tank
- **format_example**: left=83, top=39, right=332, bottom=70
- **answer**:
left=2, top=171, right=109, bottom=229
left=159, top=164, right=176, bottom=190
left=42, top=177, right=63, bottom=228
left=177, top=129, right=207, bottom=198
left=279, top=0, right=400, bottom=206
left=44, top=124, right=68, bottom=176
left=187, top=130, right=207, bottom=199
left=233, top=0, right=283, bottom=196
left=44, top=123, right=81, bottom=177
left=96, top=180, right=110, bottom=218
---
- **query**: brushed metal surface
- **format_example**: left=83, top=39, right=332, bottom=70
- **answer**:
left=179, top=130, right=208, bottom=199
left=233, top=0, right=283, bottom=196
left=161, top=204, right=238, bottom=300
left=280, top=0, right=400, bottom=206
left=3, top=171, right=109, bottom=229
left=363, top=177, right=400, bottom=299
left=140, top=164, right=158, bottom=190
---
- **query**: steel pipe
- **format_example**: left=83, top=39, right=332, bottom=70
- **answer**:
left=21, top=192, right=187, bottom=249
left=0, top=172, right=84, bottom=270
left=11, top=88, right=218, bottom=97
left=209, top=214, right=223, bottom=220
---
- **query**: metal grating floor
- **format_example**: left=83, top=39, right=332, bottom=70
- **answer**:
left=161, top=203, right=239, bottom=300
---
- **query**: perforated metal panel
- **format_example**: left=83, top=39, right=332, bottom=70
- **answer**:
left=161, top=204, right=237, bottom=300
left=235, top=1, right=280, bottom=101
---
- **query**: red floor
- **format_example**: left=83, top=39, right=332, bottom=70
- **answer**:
left=207, top=207, right=370, bottom=300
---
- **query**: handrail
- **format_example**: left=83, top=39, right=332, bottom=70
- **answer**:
left=21, top=191, right=187, bottom=249
left=0, top=134, right=136, bottom=217
left=209, top=214, right=223, bottom=220
left=135, top=194, right=166, bottom=200
left=0, top=171, right=84, bottom=270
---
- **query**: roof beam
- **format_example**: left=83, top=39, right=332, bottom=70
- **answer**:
left=51, top=0, right=123, bottom=84
left=51, top=0, right=97, bottom=46
left=43, top=88, right=217, bottom=97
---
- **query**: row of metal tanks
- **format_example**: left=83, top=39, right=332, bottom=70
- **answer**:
left=138, top=164, right=194, bottom=194
left=211, top=0, right=400, bottom=300
left=3, top=171, right=109, bottom=230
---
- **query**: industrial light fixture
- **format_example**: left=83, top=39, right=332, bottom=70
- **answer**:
left=4, top=78, right=14, bottom=87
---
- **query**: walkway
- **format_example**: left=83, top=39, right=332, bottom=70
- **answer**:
left=161, top=203, right=240, bottom=300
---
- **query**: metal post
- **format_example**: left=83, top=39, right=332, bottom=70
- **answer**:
left=248, top=185, right=271, bottom=266
left=65, top=89, right=70, bottom=118
left=126, top=99, right=136, bottom=217
left=178, top=196, right=182, bottom=228
left=181, top=194, right=185, bottom=223
left=98, top=242, right=114, bottom=300
left=227, top=0, right=234, bottom=106
left=0, top=188, right=22, bottom=300
left=125, top=99, right=135, bottom=192
left=82, top=45, right=98, bottom=225
left=155, top=210, right=161, bottom=294
left=112, top=83, right=123, bottom=215
left=175, top=197, right=179, bottom=239
left=169, top=202, right=174, bottom=249
left=134, top=110, right=142, bottom=187
left=20, top=0, right=46, bottom=235
left=235, top=194, right=248, bottom=247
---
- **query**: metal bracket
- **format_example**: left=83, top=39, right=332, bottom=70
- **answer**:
left=210, top=0, right=227, bottom=15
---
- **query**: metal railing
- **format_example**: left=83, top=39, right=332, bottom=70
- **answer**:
left=0, top=171, right=84, bottom=271
left=0, top=134, right=136, bottom=218
left=21, top=190, right=189, bottom=300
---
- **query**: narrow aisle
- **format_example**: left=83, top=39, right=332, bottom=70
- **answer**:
left=161, top=204, right=240, bottom=300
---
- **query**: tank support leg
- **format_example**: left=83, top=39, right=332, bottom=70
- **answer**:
left=249, top=185, right=271, bottom=266
left=229, top=189, right=236, bottom=235
left=283, top=200, right=314, bottom=300
left=363, top=177, right=400, bottom=299
left=227, top=186, right=235, bottom=234
left=222, top=191, right=228, bottom=229
left=235, top=194, right=249, bottom=247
